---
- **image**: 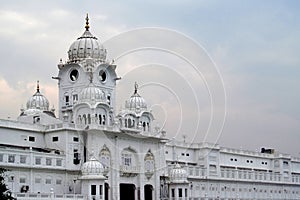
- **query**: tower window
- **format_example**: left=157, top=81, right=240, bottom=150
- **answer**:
left=45, top=178, right=52, bottom=184
left=65, top=96, right=69, bottom=105
left=87, top=114, right=91, bottom=124
left=28, top=136, right=35, bottom=142
left=56, top=159, right=62, bottom=166
left=70, top=69, right=79, bottom=81
left=73, top=94, right=78, bottom=102
left=73, top=149, right=81, bottom=165
left=171, top=189, right=175, bottom=197
left=52, top=136, right=59, bottom=142
left=91, top=185, right=96, bottom=195
left=8, top=155, right=15, bottom=163
left=35, top=157, right=41, bottom=165
left=19, top=177, right=26, bottom=184
left=99, top=70, right=107, bottom=82
left=56, top=179, right=62, bottom=185
left=35, top=177, right=41, bottom=183
left=73, top=137, right=79, bottom=142
left=178, top=188, right=182, bottom=197
left=99, top=185, right=103, bottom=195
left=107, top=95, right=111, bottom=105
left=20, top=155, right=27, bottom=164
left=122, top=153, right=132, bottom=166
left=46, top=158, right=52, bottom=166
left=103, top=115, right=106, bottom=125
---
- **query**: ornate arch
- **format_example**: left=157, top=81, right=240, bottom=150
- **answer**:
left=99, top=144, right=111, bottom=175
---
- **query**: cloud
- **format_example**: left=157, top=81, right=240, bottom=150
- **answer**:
left=0, top=0, right=299, bottom=156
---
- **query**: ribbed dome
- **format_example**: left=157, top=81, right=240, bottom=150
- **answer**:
left=67, top=15, right=107, bottom=63
left=125, top=82, right=147, bottom=111
left=169, top=164, right=188, bottom=183
left=79, top=84, right=105, bottom=104
left=81, top=156, right=104, bottom=176
left=26, top=82, right=49, bottom=111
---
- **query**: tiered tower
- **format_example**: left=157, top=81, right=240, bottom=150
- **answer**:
left=55, top=14, right=117, bottom=127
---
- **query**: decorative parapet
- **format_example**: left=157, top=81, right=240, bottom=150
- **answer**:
left=119, top=165, right=140, bottom=177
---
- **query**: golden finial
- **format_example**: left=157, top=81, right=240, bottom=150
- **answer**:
left=85, top=13, right=90, bottom=31
left=134, top=82, right=138, bottom=94
left=37, top=80, right=40, bottom=93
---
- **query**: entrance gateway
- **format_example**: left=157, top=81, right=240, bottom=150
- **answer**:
left=119, top=184, right=153, bottom=200
left=144, top=184, right=153, bottom=200
left=120, top=183, right=135, bottom=200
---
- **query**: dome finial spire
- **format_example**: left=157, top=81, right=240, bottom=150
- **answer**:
left=85, top=13, right=90, bottom=31
left=88, top=71, right=93, bottom=83
left=36, top=80, right=40, bottom=93
left=134, top=82, right=138, bottom=94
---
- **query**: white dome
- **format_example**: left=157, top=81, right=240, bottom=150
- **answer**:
left=81, top=156, right=105, bottom=180
left=79, top=84, right=105, bottom=104
left=169, top=164, right=188, bottom=183
left=67, top=15, right=106, bottom=63
left=26, top=83, right=49, bottom=111
left=125, top=82, right=147, bottom=111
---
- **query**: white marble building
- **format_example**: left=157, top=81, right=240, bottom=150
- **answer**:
left=0, top=15, right=299, bottom=200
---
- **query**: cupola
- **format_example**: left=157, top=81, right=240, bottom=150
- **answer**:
left=80, top=156, right=105, bottom=179
left=125, top=82, right=147, bottom=111
left=67, top=14, right=107, bottom=63
left=78, top=73, right=106, bottom=105
left=169, top=163, right=188, bottom=183
left=25, top=81, right=49, bottom=113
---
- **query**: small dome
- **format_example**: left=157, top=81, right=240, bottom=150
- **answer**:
left=67, top=14, right=107, bottom=63
left=26, top=81, right=49, bottom=111
left=125, top=82, right=147, bottom=111
left=81, top=156, right=104, bottom=176
left=169, top=164, right=188, bottom=183
left=79, top=84, right=105, bottom=104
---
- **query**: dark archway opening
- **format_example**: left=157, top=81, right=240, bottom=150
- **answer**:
left=120, top=183, right=135, bottom=200
left=105, top=183, right=109, bottom=200
left=144, top=184, right=153, bottom=200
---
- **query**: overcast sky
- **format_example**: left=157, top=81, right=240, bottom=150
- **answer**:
left=0, top=0, right=299, bottom=156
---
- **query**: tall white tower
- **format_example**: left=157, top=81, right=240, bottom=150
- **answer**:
left=55, top=14, right=118, bottom=125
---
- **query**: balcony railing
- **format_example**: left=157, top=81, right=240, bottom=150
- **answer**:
left=14, top=193, right=85, bottom=199
left=170, top=165, right=300, bottom=184
left=120, top=165, right=140, bottom=177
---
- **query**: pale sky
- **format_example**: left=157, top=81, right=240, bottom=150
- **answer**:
left=0, top=0, right=299, bottom=156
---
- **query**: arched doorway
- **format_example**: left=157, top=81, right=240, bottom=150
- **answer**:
left=144, top=184, right=153, bottom=200
left=105, top=183, right=109, bottom=200
left=120, top=183, right=135, bottom=200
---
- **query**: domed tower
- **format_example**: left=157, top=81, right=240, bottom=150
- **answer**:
left=79, top=156, right=106, bottom=199
left=117, top=82, right=154, bottom=134
left=168, top=163, right=189, bottom=200
left=25, top=81, right=50, bottom=113
left=18, top=81, right=58, bottom=124
left=72, top=75, right=113, bottom=129
left=55, top=14, right=118, bottom=123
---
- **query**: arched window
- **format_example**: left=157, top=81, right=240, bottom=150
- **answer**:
left=125, top=119, right=128, bottom=128
left=103, top=115, right=106, bottom=125
left=83, top=114, right=87, bottom=125
left=87, top=114, right=91, bottom=124
left=109, top=115, right=112, bottom=126
left=143, top=122, right=146, bottom=131
left=128, top=118, right=132, bottom=128
left=99, top=145, right=111, bottom=175
left=78, top=115, right=82, bottom=124
left=107, top=94, right=111, bottom=105
left=147, top=122, right=150, bottom=131
left=99, top=114, right=102, bottom=125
